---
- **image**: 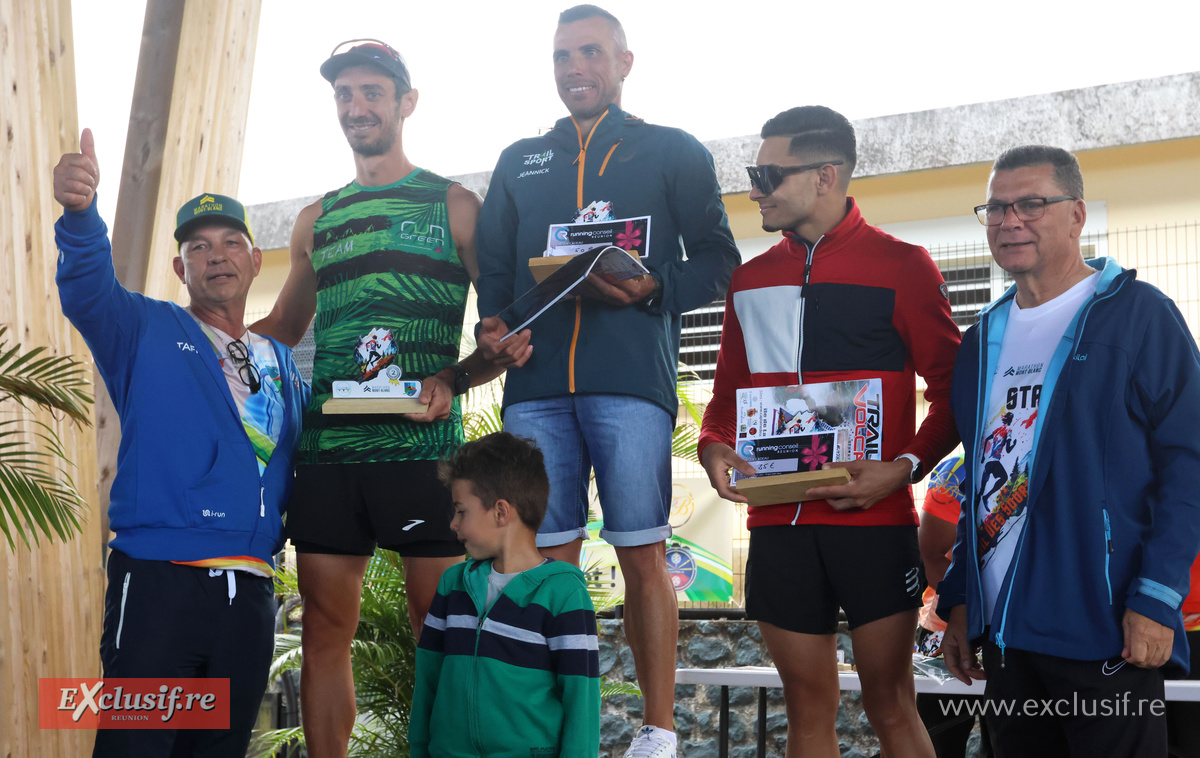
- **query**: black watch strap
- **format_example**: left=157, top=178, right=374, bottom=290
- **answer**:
left=448, top=364, right=471, bottom=396
left=638, top=273, right=664, bottom=311
left=896, top=453, right=924, bottom=483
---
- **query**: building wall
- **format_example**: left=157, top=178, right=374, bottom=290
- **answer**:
left=725, top=137, right=1200, bottom=248
left=255, top=136, right=1200, bottom=304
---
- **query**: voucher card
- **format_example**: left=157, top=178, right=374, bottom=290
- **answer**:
left=546, top=215, right=650, bottom=259
left=733, top=380, right=883, bottom=483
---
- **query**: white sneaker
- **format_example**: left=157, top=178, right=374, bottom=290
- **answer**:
left=623, top=725, right=677, bottom=758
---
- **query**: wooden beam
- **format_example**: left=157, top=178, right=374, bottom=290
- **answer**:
left=0, top=0, right=262, bottom=750
left=110, top=0, right=185, bottom=293
left=0, top=0, right=104, bottom=754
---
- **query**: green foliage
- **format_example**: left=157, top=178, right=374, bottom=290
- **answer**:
left=252, top=552, right=417, bottom=758
left=0, top=326, right=93, bottom=549
left=672, top=366, right=705, bottom=464
left=461, top=395, right=503, bottom=441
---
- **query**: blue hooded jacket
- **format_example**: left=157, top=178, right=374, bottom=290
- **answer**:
left=939, top=257, right=1200, bottom=674
left=55, top=201, right=309, bottom=567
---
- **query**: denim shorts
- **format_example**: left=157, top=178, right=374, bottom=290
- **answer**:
left=504, top=394, right=673, bottom=548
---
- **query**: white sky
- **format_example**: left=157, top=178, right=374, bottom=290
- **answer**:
left=73, top=0, right=1200, bottom=228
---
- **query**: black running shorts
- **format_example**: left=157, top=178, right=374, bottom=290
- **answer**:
left=287, top=461, right=464, bottom=558
left=745, top=523, right=922, bottom=634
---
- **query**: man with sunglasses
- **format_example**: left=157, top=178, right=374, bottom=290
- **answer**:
left=253, top=39, right=531, bottom=757
left=474, top=6, right=739, bottom=757
left=53, top=130, right=309, bottom=757
left=938, top=145, right=1200, bottom=757
left=698, top=106, right=960, bottom=758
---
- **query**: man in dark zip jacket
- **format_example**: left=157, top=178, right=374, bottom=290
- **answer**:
left=54, top=130, right=309, bottom=757
left=474, top=6, right=739, bottom=757
left=939, top=145, right=1200, bottom=757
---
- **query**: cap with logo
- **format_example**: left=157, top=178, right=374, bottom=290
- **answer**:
left=320, top=39, right=411, bottom=92
left=174, top=193, right=253, bottom=243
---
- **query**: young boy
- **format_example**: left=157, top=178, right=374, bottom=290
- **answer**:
left=409, top=432, right=601, bottom=757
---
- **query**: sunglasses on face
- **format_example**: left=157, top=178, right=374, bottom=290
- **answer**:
left=745, top=160, right=844, bottom=195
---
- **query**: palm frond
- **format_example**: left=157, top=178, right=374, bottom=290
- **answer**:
left=671, top=424, right=701, bottom=464
left=601, top=677, right=642, bottom=698
left=247, top=725, right=305, bottom=758
left=462, top=400, right=504, bottom=441
left=268, top=633, right=303, bottom=684
left=0, top=419, right=87, bottom=549
left=0, top=326, right=93, bottom=425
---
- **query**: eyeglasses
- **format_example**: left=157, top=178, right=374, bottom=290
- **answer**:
left=746, top=161, right=844, bottom=196
left=973, top=196, right=1076, bottom=226
left=226, top=339, right=262, bottom=394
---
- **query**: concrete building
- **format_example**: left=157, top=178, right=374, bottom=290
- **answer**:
left=247, top=71, right=1200, bottom=380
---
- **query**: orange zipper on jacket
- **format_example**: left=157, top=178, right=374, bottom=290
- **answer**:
left=567, top=111, right=610, bottom=393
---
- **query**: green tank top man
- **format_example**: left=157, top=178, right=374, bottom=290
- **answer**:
left=301, top=168, right=469, bottom=464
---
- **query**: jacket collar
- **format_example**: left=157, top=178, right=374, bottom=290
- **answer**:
left=551, top=103, right=639, bottom=148
left=978, top=256, right=1131, bottom=319
left=782, top=197, right=866, bottom=255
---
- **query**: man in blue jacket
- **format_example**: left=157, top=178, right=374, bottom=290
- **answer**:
left=939, top=144, right=1200, bottom=756
left=474, top=6, right=740, bottom=756
left=53, top=129, right=309, bottom=757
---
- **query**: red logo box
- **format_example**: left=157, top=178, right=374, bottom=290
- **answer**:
left=39, top=678, right=230, bottom=729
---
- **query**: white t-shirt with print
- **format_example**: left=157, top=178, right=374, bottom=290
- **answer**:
left=977, top=272, right=1099, bottom=622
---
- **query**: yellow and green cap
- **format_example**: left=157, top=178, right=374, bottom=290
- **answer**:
left=174, top=193, right=253, bottom=243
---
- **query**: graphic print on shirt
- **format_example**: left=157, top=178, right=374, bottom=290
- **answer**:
left=976, top=363, right=1042, bottom=570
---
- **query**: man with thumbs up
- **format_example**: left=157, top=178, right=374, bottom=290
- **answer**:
left=54, top=129, right=310, bottom=757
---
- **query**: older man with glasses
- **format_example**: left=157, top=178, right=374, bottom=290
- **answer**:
left=699, top=105, right=961, bottom=758
left=939, top=144, right=1200, bottom=757
left=53, top=130, right=310, bottom=757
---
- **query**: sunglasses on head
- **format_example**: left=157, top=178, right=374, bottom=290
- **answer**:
left=745, top=160, right=844, bottom=195
left=330, top=38, right=401, bottom=61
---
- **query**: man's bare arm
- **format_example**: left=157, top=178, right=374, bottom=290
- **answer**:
left=249, top=200, right=320, bottom=346
left=406, top=186, right=531, bottom=423
left=447, top=184, right=481, bottom=284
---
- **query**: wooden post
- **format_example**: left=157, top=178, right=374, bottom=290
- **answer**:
left=0, top=1, right=104, bottom=754
left=0, top=0, right=262, bottom=751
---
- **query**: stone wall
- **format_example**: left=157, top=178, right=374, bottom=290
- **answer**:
left=597, top=619, right=882, bottom=758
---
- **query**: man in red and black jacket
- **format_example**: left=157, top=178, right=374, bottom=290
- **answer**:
left=699, top=106, right=961, bottom=758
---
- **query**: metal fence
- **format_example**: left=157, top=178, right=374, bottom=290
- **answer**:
left=676, top=220, right=1200, bottom=610
left=261, top=220, right=1200, bottom=611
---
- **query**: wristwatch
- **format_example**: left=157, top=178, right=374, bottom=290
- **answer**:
left=895, top=453, right=925, bottom=484
left=637, top=272, right=664, bottom=311
left=447, top=363, right=471, bottom=396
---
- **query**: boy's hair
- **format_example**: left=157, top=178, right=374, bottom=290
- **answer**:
left=761, top=105, right=857, bottom=179
left=438, top=432, right=550, bottom=530
left=992, top=144, right=1085, bottom=200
